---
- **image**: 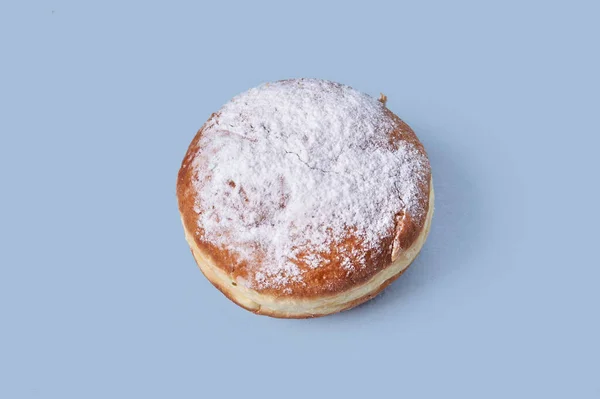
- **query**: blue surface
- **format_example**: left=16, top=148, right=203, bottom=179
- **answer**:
left=1, top=1, right=599, bottom=398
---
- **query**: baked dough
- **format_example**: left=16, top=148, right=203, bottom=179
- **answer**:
left=177, top=79, right=433, bottom=318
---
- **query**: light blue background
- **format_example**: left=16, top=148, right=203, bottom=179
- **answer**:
left=1, top=1, right=599, bottom=398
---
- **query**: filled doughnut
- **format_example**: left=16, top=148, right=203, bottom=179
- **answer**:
left=177, top=78, right=433, bottom=318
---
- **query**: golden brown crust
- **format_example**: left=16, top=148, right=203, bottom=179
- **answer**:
left=194, top=245, right=411, bottom=319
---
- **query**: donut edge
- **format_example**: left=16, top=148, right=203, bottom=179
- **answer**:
left=180, top=180, right=434, bottom=318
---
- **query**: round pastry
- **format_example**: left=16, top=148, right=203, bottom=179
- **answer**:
left=177, top=78, right=433, bottom=318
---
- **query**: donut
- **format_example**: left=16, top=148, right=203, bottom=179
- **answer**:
left=177, top=78, right=433, bottom=318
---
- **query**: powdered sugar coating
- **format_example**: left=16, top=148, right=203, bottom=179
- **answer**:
left=191, top=79, right=429, bottom=289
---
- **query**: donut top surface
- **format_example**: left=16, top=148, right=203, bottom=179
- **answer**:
left=178, top=79, right=431, bottom=296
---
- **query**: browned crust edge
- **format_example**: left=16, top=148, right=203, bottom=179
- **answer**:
left=182, top=181, right=433, bottom=318
left=192, top=247, right=415, bottom=319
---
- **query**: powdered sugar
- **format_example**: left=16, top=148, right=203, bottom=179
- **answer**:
left=192, top=79, right=429, bottom=289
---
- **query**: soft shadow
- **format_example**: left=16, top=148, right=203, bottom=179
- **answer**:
left=322, top=131, right=486, bottom=320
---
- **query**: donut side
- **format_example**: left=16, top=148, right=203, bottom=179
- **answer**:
left=178, top=182, right=433, bottom=318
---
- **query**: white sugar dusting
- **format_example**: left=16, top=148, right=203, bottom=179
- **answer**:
left=192, top=79, right=429, bottom=289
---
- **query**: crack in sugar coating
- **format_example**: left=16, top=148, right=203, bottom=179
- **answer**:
left=191, top=79, right=429, bottom=290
